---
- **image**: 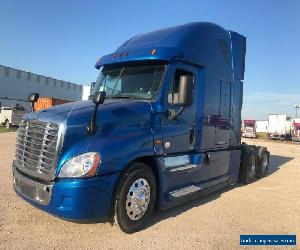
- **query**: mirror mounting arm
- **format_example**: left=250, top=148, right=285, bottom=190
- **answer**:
left=168, top=106, right=185, bottom=120
left=31, top=103, right=35, bottom=112
left=87, top=103, right=99, bottom=135
left=86, top=91, right=106, bottom=135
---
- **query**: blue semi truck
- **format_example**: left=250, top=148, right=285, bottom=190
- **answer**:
left=12, top=22, right=270, bottom=233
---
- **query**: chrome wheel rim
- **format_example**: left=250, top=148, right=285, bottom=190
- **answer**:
left=249, top=156, right=256, bottom=178
left=126, top=178, right=150, bottom=221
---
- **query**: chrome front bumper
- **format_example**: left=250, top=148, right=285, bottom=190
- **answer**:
left=13, top=166, right=53, bottom=206
left=242, top=133, right=256, bottom=138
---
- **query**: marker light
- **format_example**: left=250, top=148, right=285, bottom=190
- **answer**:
left=96, top=57, right=101, bottom=64
left=58, top=152, right=100, bottom=178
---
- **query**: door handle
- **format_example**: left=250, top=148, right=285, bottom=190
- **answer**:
left=189, top=129, right=195, bottom=146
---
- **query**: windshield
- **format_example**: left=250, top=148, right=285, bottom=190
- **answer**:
left=92, top=63, right=166, bottom=100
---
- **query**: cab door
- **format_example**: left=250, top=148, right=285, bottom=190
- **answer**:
left=161, top=65, right=197, bottom=155
left=160, top=64, right=202, bottom=192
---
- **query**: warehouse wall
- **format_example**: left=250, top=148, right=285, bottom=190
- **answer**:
left=0, top=65, right=82, bottom=111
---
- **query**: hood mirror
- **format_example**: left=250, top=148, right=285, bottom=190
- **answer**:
left=28, top=93, right=39, bottom=111
left=87, top=91, right=106, bottom=135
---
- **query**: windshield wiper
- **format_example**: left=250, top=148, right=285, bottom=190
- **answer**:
left=108, top=94, right=134, bottom=99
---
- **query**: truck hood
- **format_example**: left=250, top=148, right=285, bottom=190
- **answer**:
left=24, top=99, right=154, bottom=158
left=24, top=99, right=153, bottom=128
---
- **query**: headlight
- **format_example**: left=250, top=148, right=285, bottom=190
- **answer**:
left=58, top=152, right=100, bottom=178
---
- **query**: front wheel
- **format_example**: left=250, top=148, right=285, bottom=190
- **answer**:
left=114, top=162, right=157, bottom=233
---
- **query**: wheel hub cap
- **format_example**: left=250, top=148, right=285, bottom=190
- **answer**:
left=262, top=155, right=268, bottom=170
left=126, top=178, right=150, bottom=221
left=250, top=157, right=256, bottom=178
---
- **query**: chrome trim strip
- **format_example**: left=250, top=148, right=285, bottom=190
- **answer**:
left=168, top=164, right=198, bottom=172
left=13, top=167, right=53, bottom=205
left=169, top=185, right=201, bottom=198
left=168, top=176, right=229, bottom=199
left=164, top=155, right=190, bottom=168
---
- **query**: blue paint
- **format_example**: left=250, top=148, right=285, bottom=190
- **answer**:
left=14, top=172, right=120, bottom=220
left=13, top=22, right=246, bottom=221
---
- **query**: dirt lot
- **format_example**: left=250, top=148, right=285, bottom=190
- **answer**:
left=0, top=132, right=299, bottom=249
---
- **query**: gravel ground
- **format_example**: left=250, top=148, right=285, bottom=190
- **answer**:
left=0, top=132, right=299, bottom=249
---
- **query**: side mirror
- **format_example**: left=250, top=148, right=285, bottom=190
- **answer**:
left=178, top=75, right=193, bottom=106
left=93, top=91, right=106, bottom=105
left=28, top=93, right=39, bottom=111
left=28, top=93, right=39, bottom=103
left=90, top=82, right=96, bottom=94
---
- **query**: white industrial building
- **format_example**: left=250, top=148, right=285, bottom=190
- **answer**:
left=82, top=85, right=92, bottom=100
left=0, top=64, right=83, bottom=111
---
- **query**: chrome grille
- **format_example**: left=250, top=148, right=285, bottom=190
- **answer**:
left=14, top=119, right=60, bottom=180
left=245, top=128, right=253, bottom=134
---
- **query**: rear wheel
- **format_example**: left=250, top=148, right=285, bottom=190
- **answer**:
left=256, top=147, right=269, bottom=178
left=5, top=120, right=11, bottom=130
left=240, top=147, right=258, bottom=184
left=114, top=162, right=156, bottom=233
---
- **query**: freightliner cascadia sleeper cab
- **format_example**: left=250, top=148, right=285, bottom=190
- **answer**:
left=12, top=22, right=270, bottom=233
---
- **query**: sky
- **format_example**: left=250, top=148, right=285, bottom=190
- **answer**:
left=0, top=0, right=299, bottom=120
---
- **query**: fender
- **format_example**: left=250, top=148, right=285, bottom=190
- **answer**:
left=56, top=126, right=155, bottom=177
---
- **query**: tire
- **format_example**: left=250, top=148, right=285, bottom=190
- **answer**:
left=114, top=162, right=157, bottom=233
left=240, top=147, right=258, bottom=184
left=5, top=120, right=11, bottom=130
left=256, top=147, right=269, bottom=178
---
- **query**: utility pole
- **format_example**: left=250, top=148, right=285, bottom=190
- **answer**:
left=294, top=105, right=300, bottom=118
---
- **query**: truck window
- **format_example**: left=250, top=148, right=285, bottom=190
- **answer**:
left=168, top=70, right=194, bottom=105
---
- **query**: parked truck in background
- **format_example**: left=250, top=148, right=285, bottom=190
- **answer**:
left=0, top=106, right=27, bottom=129
left=242, top=120, right=256, bottom=138
left=291, top=118, right=300, bottom=142
left=256, top=120, right=268, bottom=133
left=12, top=22, right=270, bottom=233
left=268, top=114, right=292, bottom=140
